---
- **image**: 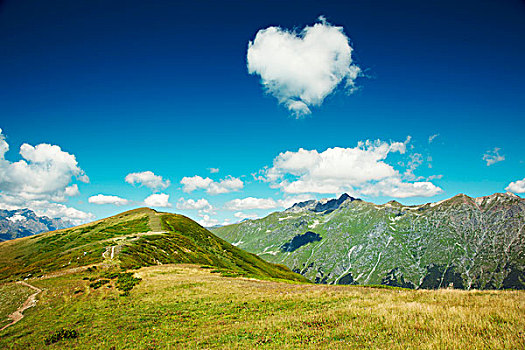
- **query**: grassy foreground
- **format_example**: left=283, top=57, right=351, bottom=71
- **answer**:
left=0, top=264, right=523, bottom=349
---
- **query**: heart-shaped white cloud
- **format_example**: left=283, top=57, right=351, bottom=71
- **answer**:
left=247, top=17, right=361, bottom=117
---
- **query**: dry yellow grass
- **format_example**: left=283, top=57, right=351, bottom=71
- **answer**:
left=0, top=264, right=524, bottom=349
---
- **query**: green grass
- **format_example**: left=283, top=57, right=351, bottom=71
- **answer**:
left=0, top=209, right=152, bottom=282
left=0, top=282, right=34, bottom=329
left=0, top=264, right=523, bottom=349
left=118, top=213, right=308, bottom=283
left=0, top=208, right=305, bottom=285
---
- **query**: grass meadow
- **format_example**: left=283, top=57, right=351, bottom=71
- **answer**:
left=0, top=264, right=523, bottom=349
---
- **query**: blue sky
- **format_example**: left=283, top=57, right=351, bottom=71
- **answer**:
left=0, top=0, right=524, bottom=225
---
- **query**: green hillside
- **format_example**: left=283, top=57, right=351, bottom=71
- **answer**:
left=213, top=193, right=525, bottom=289
left=0, top=208, right=306, bottom=283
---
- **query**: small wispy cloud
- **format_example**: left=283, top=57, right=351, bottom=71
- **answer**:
left=483, top=148, right=505, bottom=166
left=428, top=134, right=439, bottom=144
left=234, top=212, right=258, bottom=220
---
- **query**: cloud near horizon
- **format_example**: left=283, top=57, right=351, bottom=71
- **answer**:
left=176, top=198, right=214, bottom=213
left=224, top=195, right=313, bottom=211
left=234, top=212, right=258, bottom=220
left=506, top=178, right=525, bottom=193
left=197, top=214, right=219, bottom=227
left=88, top=194, right=129, bottom=206
left=144, top=193, right=171, bottom=208
left=0, top=128, right=92, bottom=223
left=247, top=17, right=360, bottom=117
left=259, top=137, right=442, bottom=198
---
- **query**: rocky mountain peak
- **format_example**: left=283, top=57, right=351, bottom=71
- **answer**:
left=0, top=208, right=72, bottom=241
left=286, top=193, right=358, bottom=213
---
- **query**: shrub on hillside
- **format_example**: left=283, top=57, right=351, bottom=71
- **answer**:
left=43, top=328, right=78, bottom=345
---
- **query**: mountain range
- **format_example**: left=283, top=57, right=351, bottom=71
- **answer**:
left=0, top=208, right=71, bottom=242
left=212, top=192, right=525, bottom=290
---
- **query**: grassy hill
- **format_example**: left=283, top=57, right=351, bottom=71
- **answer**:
left=0, top=208, right=306, bottom=283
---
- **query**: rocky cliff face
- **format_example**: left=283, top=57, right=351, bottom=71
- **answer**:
left=0, top=208, right=71, bottom=241
left=213, top=193, right=525, bottom=290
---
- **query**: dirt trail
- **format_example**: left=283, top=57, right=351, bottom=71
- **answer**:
left=148, top=211, right=164, bottom=232
left=0, top=281, right=42, bottom=332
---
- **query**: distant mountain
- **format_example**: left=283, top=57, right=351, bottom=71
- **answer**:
left=0, top=208, right=72, bottom=241
left=212, top=192, right=525, bottom=290
left=0, top=208, right=307, bottom=283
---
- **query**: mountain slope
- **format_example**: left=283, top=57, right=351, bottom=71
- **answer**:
left=0, top=209, right=71, bottom=241
left=0, top=208, right=306, bottom=283
left=213, top=193, right=525, bottom=290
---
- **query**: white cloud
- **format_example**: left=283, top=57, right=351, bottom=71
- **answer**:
left=198, top=214, right=219, bottom=227
left=260, top=137, right=442, bottom=198
left=247, top=17, right=360, bottom=117
left=209, top=168, right=219, bottom=173
left=359, top=178, right=442, bottom=198
left=180, top=175, right=243, bottom=194
left=64, top=184, right=80, bottom=197
left=125, top=171, right=170, bottom=191
left=265, top=139, right=406, bottom=192
left=180, top=176, right=212, bottom=193
left=88, top=194, right=129, bottom=206
left=225, top=195, right=313, bottom=211
left=0, top=128, right=92, bottom=223
left=7, top=214, right=25, bottom=222
left=144, top=193, right=171, bottom=208
left=277, top=195, right=314, bottom=208
left=32, top=202, right=93, bottom=224
left=403, top=153, right=424, bottom=181
left=176, top=198, right=213, bottom=213
left=225, top=197, right=278, bottom=210
left=0, top=130, right=88, bottom=201
left=483, top=148, right=505, bottom=166
left=506, top=178, right=525, bottom=193
left=428, top=134, right=439, bottom=143
left=0, top=194, right=93, bottom=225
left=208, top=176, right=244, bottom=194
left=234, top=212, right=258, bottom=220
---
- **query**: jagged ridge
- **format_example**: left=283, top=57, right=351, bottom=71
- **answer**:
left=213, top=192, right=525, bottom=290
left=0, top=208, right=72, bottom=241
